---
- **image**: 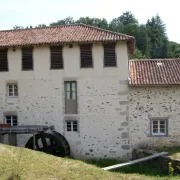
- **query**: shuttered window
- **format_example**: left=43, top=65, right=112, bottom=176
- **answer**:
left=0, top=49, right=8, bottom=71
left=22, top=47, right=33, bottom=70
left=103, top=43, right=117, bottom=67
left=50, top=46, right=63, bottom=69
left=80, top=44, right=93, bottom=68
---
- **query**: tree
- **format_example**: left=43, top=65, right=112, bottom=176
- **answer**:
left=130, top=48, right=146, bottom=59
left=168, top=41, right=180, bottom=58
left=136, top=25, right=150, bottom=58
left=26, top=26, right=33, bottom=29
left=13, top=25, right=24, bottom=30
left=76, top=17, right=108, bottom=29
left=50, top=16, right=75, bottom=26
left=146, top=15, right=168, bottom=58
left=35, top=24, right=47, bottom=28
left=109, top=11, right=138, bottom=34
left=109, top=11, right=149, bottom=58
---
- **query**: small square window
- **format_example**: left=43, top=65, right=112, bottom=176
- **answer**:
left=66, top=120, right=78, bottom=132
left=7, top=84, right=18, bottom=97
left=151, top=119, right=167, bottom=136
left=6, top=115, right=18, bottom=126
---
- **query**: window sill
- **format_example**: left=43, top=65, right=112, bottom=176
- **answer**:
left=21, top=70, right=34, bottom=71
left=6, top=97, right=19, bottom=104
left=80, top=66, right=93, bottom=69
left=65, top=131, right=79, bottom=134
left=50, top=68, right=64, bottom=70
left=147, top=135, right=170, bottom=137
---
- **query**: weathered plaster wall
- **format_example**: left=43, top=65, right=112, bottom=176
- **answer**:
left=0, top=41, right=130, bottom=160
left=129, top=86, right=180, bottom=149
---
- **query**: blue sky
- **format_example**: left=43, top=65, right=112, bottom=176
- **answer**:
left=0, top=0, right=179, bottom=43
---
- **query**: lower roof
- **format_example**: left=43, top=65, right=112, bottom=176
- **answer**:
left=129, top=59, right=180, bottom=86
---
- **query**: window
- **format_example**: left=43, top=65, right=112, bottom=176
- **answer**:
left=0, top=49, right=8, bottom=71
left=80, top=44, right=93, bottom=68
left=22, top=47, right=33, bottom=70
left=50, top=46, right=63, bottom=69
left=64, top=81, right=77, bottom=114
left=66, top=120, right=78, bottom=132
left=151, top=119, right=167, bottom=136
left=103, top=43, right=116, bottom=67
left=7, top=84, right=18, bottom=97
left=6, top=116, right=18, bottom=126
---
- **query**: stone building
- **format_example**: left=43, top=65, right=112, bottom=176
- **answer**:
left=129, top=59, right=180, bottom=150
left=0, top=24, right=179, bottom=160
left=0, top=24, right=134, bottom=160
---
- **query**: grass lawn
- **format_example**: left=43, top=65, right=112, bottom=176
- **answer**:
left=0, top=144, right=180, bottom=180
left=155, top=146, right=180, bottom=160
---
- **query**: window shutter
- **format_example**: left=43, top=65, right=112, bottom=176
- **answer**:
left=80, top=44, right=93, bottom=68
left=50, top=46, right=63, bottom=69
left=64, top=81, right=77, bottom=114
left=103, top=43, right=116, bottom=67
left=22, top=47, right=33, bottom=70
left=0, top=49, right=8, bottom=71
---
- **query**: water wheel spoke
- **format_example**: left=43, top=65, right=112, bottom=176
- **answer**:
left=50, top=138, right=54, bottom=145
left=35, top=138, right=40, bottom=149
left=40, top=134, right=48, bottom=148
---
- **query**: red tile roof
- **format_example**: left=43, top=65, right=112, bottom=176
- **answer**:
left=0, top=24, right=135, bottom=54
left=129, top=59, right=180, bottom=85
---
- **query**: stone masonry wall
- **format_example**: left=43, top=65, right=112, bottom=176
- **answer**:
left=129, top=86, right=180, bottom=150
left=0, top=41, right=131, bottom=160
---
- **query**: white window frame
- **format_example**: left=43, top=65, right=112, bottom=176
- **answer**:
left=151, top=119, right=167, bottom=136
left=7, top=83, right=18, bottom=98
left=66, top=120, right=78, bottom=132
left=6, top=115, right=18, bottom=126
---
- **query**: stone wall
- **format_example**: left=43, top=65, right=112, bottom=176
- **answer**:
left=129, top=86, right=180, bottom=149
left=0, top=41, right=131, bottom=160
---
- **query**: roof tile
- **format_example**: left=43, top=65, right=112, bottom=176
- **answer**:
left=0, top=24, right=134, bottom=54
left=129, top=59, right=180, bottom=85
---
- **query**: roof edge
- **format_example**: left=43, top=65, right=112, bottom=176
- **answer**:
left=0, top=23, right=134, bottom=40
left=0, top=24, right=81, bottom=33
left=130, top=84, right=180, bottom=86
left=80, top=23, right=134, bottom=39
left=130, top=58, right=180, bottom=62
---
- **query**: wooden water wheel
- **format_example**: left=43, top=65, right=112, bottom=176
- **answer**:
left=25, top=131, right=70, bottom=157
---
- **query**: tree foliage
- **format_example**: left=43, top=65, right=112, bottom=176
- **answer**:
left=50, top=16, right=75, bottom=26
left=13, top=11, right=180, bottom=59
left=13, top=25, right=24, bottom=30
left=168, top=41, right=180, bottom=58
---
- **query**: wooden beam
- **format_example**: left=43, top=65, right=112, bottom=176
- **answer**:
left=103, top=152, right=168, bottom=171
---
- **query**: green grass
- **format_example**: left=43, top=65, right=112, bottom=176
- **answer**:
left=155, top=146, right=180, bottom=160
left=0, top=144, right=179, bottom=180
left=86, top=159, right=166, bottom=176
